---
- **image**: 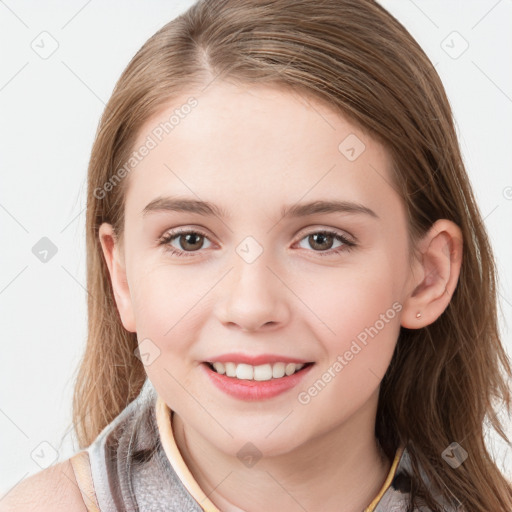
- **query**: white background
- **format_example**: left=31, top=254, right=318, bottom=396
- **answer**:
left=1, top=0, right=511, bottom=495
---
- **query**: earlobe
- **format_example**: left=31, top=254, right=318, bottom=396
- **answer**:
left=401, top=219, right=463, bottom=329
left=98, top=222, right=137, bottom=333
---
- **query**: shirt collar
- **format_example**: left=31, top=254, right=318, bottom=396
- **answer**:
left=155, top=393, right=407, bottom=512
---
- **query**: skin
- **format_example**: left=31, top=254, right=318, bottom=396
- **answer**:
left=99, top=80, right=463, bottom=512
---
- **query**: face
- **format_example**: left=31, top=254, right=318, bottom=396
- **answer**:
left=101, top=80, right=418, bottom=458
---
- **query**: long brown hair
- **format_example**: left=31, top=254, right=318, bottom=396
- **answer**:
left=73, top=1, right=512, bottom=510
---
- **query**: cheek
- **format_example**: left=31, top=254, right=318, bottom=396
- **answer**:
left=294, top=272, right=400, bottom=421
left=129, top=263, right=204, bottom=354
left=304, top=263, right=401, bottom=373
left=306, top=260, right=400, bottom=329
left=129, top=266, right=204, bottom=403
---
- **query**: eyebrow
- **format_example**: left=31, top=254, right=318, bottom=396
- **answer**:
left=141, top=196, right=379, bottom=220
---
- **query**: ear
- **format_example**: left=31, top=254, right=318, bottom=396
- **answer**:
left=98, top=222, right=137, bottom=333
left=401, top=219, right=463, bottom=329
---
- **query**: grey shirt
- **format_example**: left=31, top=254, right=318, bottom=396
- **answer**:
left=82, top=377, right=462, bottom=511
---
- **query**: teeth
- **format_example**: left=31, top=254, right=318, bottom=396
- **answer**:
left=236, top=363, right=253, bottom=380
left=213, top=362, right=226, bottom=375
left=273, top=362, right=285, bottom=378
left=209, top=361, right=306, bottom=380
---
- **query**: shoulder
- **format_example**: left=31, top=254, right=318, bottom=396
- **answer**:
left=0, top=459, right=87, bottom=512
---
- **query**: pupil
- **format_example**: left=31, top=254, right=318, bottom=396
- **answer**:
left=311, top=233, right=332, bottom=250
left=182, top=233, right=202, bottom=250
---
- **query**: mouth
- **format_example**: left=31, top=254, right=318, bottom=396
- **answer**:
left=201, top=360, right=315, bottom=400
left=202, top=361, right=315, bottom=381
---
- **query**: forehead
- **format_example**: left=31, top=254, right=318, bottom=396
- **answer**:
left=125, top=81, right=399, bottom=220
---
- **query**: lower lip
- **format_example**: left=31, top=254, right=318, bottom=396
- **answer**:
left=201, top=362, right=314, bottom=401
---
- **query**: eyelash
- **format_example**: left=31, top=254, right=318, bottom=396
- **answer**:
left=157, top=228, right=356, bottom=258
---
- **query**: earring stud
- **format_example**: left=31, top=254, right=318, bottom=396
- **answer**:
left=416, top=312, right=422, bottom=318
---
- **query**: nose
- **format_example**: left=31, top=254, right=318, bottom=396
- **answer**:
left=214, top=253, right=291, bottom=333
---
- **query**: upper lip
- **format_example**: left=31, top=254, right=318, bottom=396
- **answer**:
left=204, top=353, right=313, bottom=365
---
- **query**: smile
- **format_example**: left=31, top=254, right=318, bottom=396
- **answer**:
left=207, top=361, right=311, bottom=380
left=201, top=361, right=315, bottom=400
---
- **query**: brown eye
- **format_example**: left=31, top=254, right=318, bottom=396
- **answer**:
left=176, top=232, right=205, bottom=251
left=296, top=230, right=355, bottom=256
left=158, top=229, right=212, bottom=257
left=307, top=232, right=335, bottom=251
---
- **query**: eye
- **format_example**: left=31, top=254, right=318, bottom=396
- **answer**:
left=158, top=228, right=212, bottom=257
left=157, top=228, right=356, bottom=258
left=295, top=230, right=355, bottom=256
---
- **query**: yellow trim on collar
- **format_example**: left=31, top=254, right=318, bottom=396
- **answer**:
left=156, top=395, right=222, bottom=511
left=156, top=393, right=404, bottom=512
left=365, top=444, right=405, bottom=511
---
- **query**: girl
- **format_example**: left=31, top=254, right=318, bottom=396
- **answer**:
left=4, top=0, right=511, bottom=511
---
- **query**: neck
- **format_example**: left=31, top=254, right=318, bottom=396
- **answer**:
left=172, top=392, right=392, bottom=512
